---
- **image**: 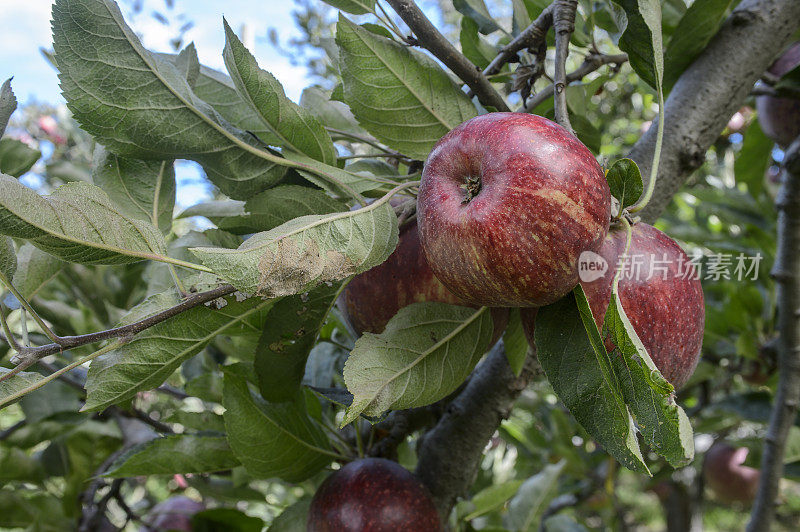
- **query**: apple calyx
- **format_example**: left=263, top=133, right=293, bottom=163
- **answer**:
left=461, top=175, right=482, bottom=204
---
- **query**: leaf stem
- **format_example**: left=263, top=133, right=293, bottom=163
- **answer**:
left=628, top=84, right=665, bottom=213
left=0, top=339, right=125, bottom=410
left=1, top=276, right=61, bottom=344
left=354, top=419, right=365, bottom=458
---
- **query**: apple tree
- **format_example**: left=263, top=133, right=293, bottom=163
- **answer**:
left=1, top=0, right=799, bottom=530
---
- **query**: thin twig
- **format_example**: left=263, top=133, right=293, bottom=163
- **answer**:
left=748, top=136, right=800, bottom=532
left=522, top=52, right=628, bottom=111
left=0, top=419, right=26, bottom=440
left=482, top=4, right=555, bottom=78
left=4, top=284, right=236, bottom=372
left=552, top=0, right=578, bottom=133
left=385, top=0, right=510, bottom=112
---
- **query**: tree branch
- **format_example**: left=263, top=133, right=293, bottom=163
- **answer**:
left=482, top=4, right=554, bottom=77
left=385, top=0, right=510, bottom=112
left=552, top=0, right=578, bottom=133
left=523, top=53, right=628, bottom=111
left=415, top=344, right=542, bottom=517
left=3, top=284, right=236, bottom=373
left=630, top=0, right=800, bottom=222
left=747, top=136, right=800, bottom=532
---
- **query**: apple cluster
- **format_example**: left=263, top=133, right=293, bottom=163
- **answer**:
left=321, top=112, right=706, bottom=530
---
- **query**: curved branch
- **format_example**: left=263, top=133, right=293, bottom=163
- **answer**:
left=3, top=284, right=236, bottom=373
left=630, top=0, right=800, bottom=222
left=415, top=344, right=542, bottom=517
left=385, top=0, right=510, bottom=112
left=747, top=137, right=800, bottom=532
left=523, top=53, right=628, bottom=111
left=552, top=0, right=578, bottom=132
left=482, top=4, right=554, bottom=77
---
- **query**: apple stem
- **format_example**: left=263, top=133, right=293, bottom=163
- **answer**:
left=553, top=0, right=578, bottom=134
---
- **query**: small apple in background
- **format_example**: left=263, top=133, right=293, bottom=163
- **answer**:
left=417, top=112, right=611, bottom=308
left=756, top=42, right=800, bottom=148
left=523, top=223, right=704, bottom=389
left=307, top=458, right=442, bottom=531
left=141, top=496, right=204, bottom=532
left=338, top=201, right=508, bottom=342
left=704, top=442, right=761, bottom=504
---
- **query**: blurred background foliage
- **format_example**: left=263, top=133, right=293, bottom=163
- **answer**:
left=1, top=0, right=799, bottom=530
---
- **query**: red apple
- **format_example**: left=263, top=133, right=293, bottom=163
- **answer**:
left=141, top=496, right=204, bottom=531
left=756, top=42, right=800, bottom=148
left=417, top=112, right=611, bottom=307
left=338, top=211, right=508, bottom=342
left=704, top=442, right=760, bottom=504
left=523, top=223, right=704, bottom=389
left=307, top=458, right=442, bottom=531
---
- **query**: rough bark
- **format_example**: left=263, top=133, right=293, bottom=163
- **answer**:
left=630, top=0, right=800, bottom=222
left=414, top=344, right=542, bottom=516
left=747, top=137, right=800, bottom=531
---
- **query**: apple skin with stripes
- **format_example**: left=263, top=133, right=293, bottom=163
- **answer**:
left=417, top=112, right=611, bottom=307
left=338, top=206, right=508, bottom=343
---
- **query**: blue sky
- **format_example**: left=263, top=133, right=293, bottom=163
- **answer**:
left=1, top=0, right=313, bottom=104
left=1, top=0, right=316, bottom=208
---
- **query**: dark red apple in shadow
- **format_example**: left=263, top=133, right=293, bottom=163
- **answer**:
left=141, top=496, right=204, bottom=531
left=756, top=42, right=800, bottom=148
left=307, top=458, right=442, bottom=531
left=338, top=207, right=508, bottom=343
left=417, top=112, right=611, bottom=307
left=704, top=442, right=761, bottom=504
left=522, top=222, right=704, bottom=390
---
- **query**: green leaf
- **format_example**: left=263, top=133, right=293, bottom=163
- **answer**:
left=105, top=434, right=239, bottom=476
left=606, top=158, right=644, bottom=209
left=0, top=489, right=67, bottom=531
left=461, top=480, right=524, bottom=521
left=613, top=0, right=664, bottom=91
left=163, top=410, right=226, bottom=432
left=182, top=185, right=347, bottom=235
left=282, top=150, right=388, bottom=196
left=183, top=60, right=279, bottom=144
left=82, top=289, right=274, bottom=411
left=300, top=86, right=366, bottom=135
left=222, top=20, right=336, bottom=165
left=735, top=121, right=772, bottom=198
left=0, top=176, right=168, bottom=265
left=268, top=498, right=312, bottom=532
left=0, top=78, right=17, bottom=138
left=0, top=237, right=16, bottom=283
left=544, top=515, right=589, bottom=532
left=535, top=289, right=650, bottom=474
left=192, top=509, right=264, bottom=532
left=505, top=461, right=566, bottom=531
left=503, top=308, right=529, bottom=377
left=92, top=147, right=176, bottom=233
left=222, top=373, right=333, bottom=482
left=190, top=196, right=398, bottom=298
left=453, top=0, right=501, bottom=34
left=663, top=0, right=733, bottom=92
left=322, top=0, right=375, bottom=15
left=174, top=42, right=201, bottom=88
left=0, top=138, right=40, bottom=177
left=460, top=17, right=497, bottom=70
left=342, top=303, right=494, bottom=425
left=0, top=369, right=44, bottom=409
left=10, top=245, right=62, bottom=301
left=256, top=282, right=341, bottom=402
left=336, top=16, right=478, bottom=160
left=52, top=0, right=286, bottom=199
left=603, top=291, right=694, bottom=467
